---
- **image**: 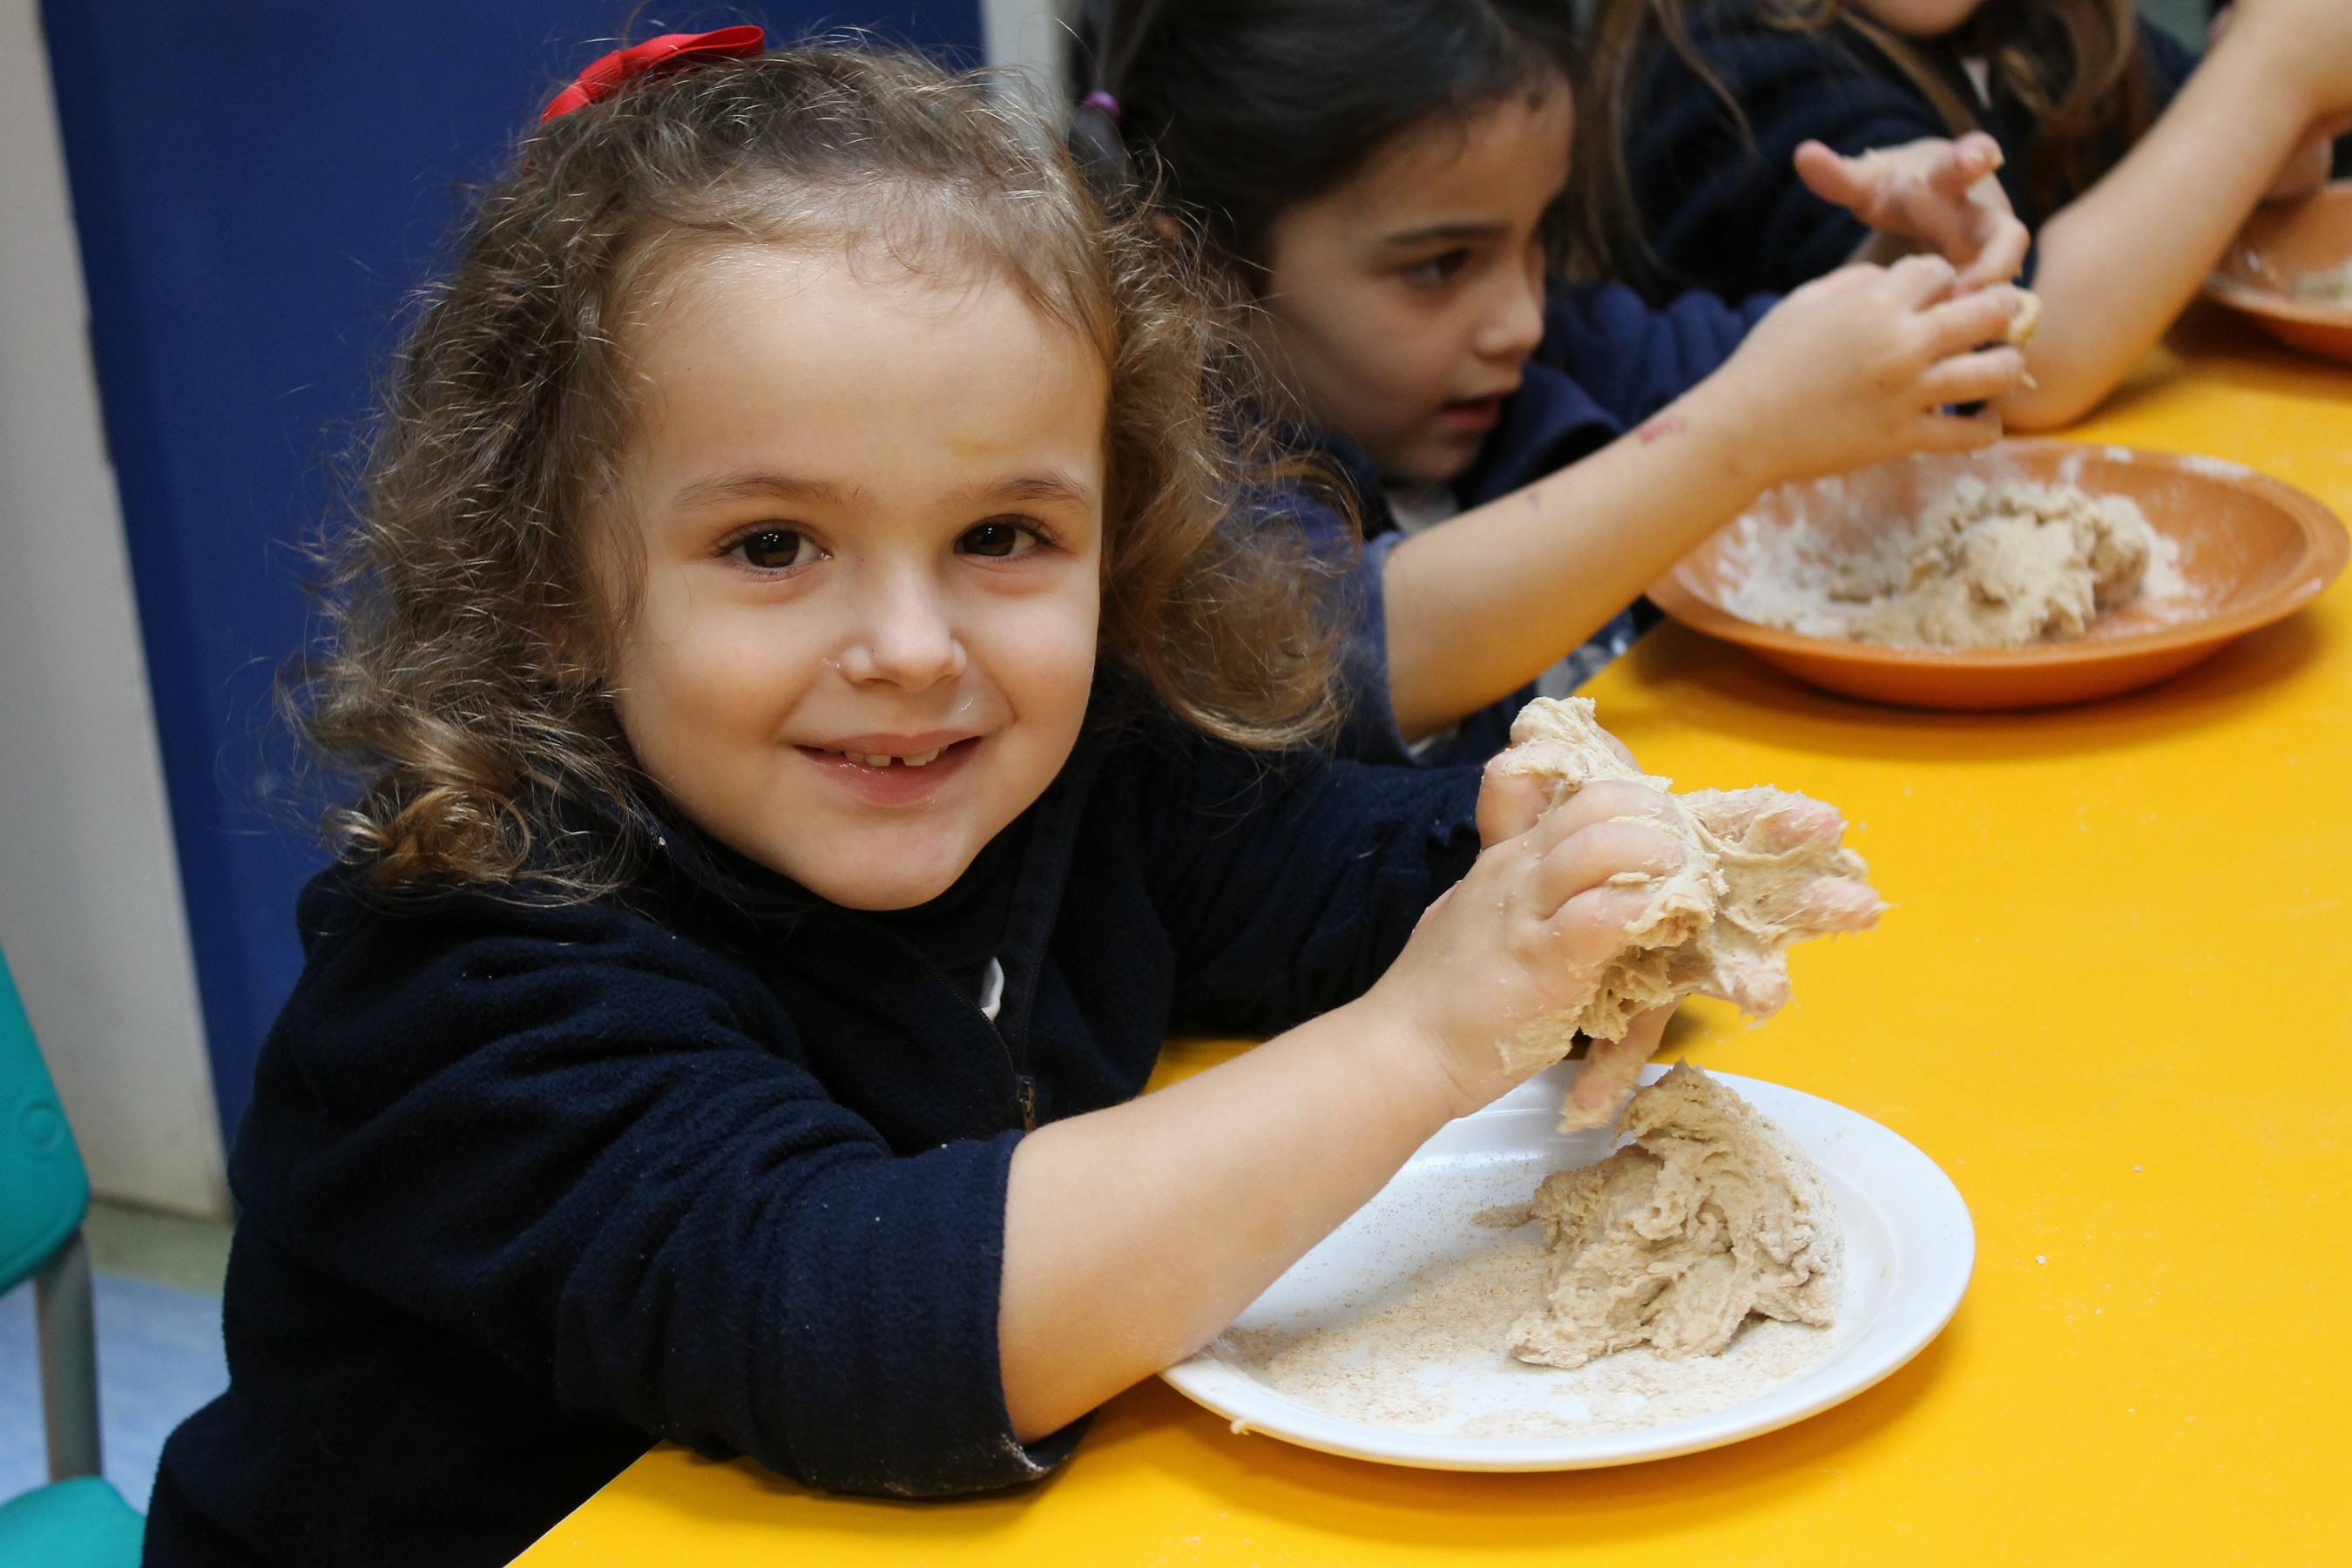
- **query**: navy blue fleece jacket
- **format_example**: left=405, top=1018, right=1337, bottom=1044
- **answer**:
left=144, top=717, right=1482, bottom=1568
left=1622, top=5, right=2199, bottom=303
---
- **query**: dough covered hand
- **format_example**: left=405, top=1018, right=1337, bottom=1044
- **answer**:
left=1796, top=132, right=2030, bottom=291
left=1490, top=699, right=1884, bottom=1129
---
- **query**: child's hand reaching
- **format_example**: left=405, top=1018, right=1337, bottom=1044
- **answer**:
left=1797, top=132, right=2031, bottom=292
left=1695, top=253, right=2031, bottom=491
left=1369, top=765, right=1690, bottom=1115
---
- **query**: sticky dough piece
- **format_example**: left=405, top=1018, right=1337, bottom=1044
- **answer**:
left=1511, top=1063, right=1841, bottom=1369
left=1490, top=698, right=1883, bottom=1130
left=2005, top=288, right=2042, bottom=347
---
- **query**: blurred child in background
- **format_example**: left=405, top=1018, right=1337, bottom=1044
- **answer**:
left=1585, top=0, right=2352, bottom=426
left=1071, top=0, right=2032, bottom=766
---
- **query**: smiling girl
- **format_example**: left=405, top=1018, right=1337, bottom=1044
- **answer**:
left=144, top=41, right=1878, bottom=1568
left=1072, top=0, right=2032, bottom=765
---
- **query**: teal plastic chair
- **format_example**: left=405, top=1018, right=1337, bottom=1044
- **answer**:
left=0, top=947, right=143, bottom=1565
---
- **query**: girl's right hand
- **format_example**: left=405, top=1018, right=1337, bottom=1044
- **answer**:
left=1699, top=254, right=2030, bottom=493
left=1367, top=761, right=1687, bottom=1116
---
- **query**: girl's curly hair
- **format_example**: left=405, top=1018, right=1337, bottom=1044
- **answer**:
left=290, top=45, right=1346, bottom=900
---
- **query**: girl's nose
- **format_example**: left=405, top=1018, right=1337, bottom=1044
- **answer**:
left=1471, top=243, right=1548, bottom=365
left=835, top=568, right=967, bottom=689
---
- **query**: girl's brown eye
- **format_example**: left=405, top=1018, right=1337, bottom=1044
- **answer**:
left=957, top=520, right=1034, bottom=558
left=1403, top=248, right=1472, bottom=287
left=736, top=527, right=815, bottom=571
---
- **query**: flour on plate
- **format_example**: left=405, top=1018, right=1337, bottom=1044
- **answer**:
left=1217, top=1231, right=1837, bottom=1440
left=1720, top=475, right=2186, bottom=649
left=2290, top=258, right=2352, bottom=308
left=1208, top=1068, right=1843, bottom=1439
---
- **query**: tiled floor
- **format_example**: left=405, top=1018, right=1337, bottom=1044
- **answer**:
left=0, top=1202, right=233, bottom=1510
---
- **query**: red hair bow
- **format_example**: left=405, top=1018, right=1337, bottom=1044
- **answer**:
left=539, top=25, right=766, bottom=122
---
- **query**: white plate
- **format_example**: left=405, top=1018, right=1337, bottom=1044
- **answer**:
left=1159, top=1061, right=1973, bottom=1470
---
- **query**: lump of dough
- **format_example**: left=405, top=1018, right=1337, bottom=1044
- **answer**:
left=2289, top=260, right=2352, bottom=308
left=1488, top=698, right=1882, bottom=1101
left=1844, top=476, right=2159, bottom=650
left=1724, top=475, right=2181, bottom=651
left=1511, top=1063, right=1840, bottom=1369
left=2004, top=288, right=2042, bottom=347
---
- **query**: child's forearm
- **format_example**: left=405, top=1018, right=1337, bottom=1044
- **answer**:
left=1379, top=393, right=1767, bottom=740
left=2001, top=28, right=2325, bottom=429
left=997, top=997, right=1478, bottom=1441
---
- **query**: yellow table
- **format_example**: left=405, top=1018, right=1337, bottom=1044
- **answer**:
left=519, top=308, right=2352, bottom=1566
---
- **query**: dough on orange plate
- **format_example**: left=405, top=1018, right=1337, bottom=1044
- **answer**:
left=1490, top=698, right=1882, bottom=1129
left=1511, top=1064, right=1841, bottom=1369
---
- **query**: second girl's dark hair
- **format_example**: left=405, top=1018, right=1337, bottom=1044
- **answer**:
left=1068, top=0, right=1580, bottom=275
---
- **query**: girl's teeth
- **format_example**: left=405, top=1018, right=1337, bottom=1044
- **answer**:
left=831, top=746, right=952, bottom=767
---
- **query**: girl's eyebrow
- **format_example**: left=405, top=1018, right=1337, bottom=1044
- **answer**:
left=672, top=470, right=1098, bottom=510
left=672, top=471, right=848, bottom=510
left=986, top=472, right=1098, bottom=509
left=1381, top=220, right=1510, bottom=249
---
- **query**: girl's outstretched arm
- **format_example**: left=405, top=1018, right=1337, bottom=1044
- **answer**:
left=1375, top=256, right=2027, bottom=742
left=997, top=764, right=1680, bottom=1441
left=1990, top=0, right=2352, bottom=429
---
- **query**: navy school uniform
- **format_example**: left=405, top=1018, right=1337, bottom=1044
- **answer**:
left=1621, top=3, right=2198, bottom=304
left=1315, top=278, right=1774, bottom=769
left=144, top=713, right=1483, bottom=1567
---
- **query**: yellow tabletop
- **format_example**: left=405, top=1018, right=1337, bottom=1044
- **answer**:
left=518, top=308, right=2352, bottom=1566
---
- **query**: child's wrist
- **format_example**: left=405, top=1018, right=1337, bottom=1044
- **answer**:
left=1669, top=380, right=1784, bottom=500
left=1349, top=991, right=1500, bottom=1125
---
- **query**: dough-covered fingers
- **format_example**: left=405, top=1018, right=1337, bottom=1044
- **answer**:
left=1525, top=817, right=1687, bottom=922
left=1557, top=1006, right=1673, bottom=1132
left=1884, top=251, right=1961, bottom=308
left=1475, top=754, right=1560, bottom=848
left=1544, top=878, right=1680, bottom=975
left=1792, top=875, right=1885, bottom=931
left=1928, top=131, right=2004, bottom=194
left=1516, top=777, right=1671, bottom=847
left=1952, top=206, right=2030, bottom=292
left=1919, top=285, right=2032, bottom=360
left=1919, top=345, right=2027, bottom=408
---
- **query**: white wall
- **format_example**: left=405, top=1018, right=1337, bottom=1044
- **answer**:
left=0, top=0, right=227, bottom=1218
left=981, top=0, right=1066, bottom=107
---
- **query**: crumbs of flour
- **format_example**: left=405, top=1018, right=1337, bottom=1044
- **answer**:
left=1211, top=1231, right=1836, bottom=1438
left=2290, top=258, right=2352, bottom=308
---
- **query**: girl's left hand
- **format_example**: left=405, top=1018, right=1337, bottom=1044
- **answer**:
left=1797, top=132, right=2031, bottom=292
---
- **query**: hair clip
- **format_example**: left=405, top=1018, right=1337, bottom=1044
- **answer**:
left=1079, top=91, right=1121, bottom=121
left=540, top=25, right=767, bottom=122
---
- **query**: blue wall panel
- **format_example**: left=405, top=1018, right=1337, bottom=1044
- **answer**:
left=38, top=2, right=984, bottom=1135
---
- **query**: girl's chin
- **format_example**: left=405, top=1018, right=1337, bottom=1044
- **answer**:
left=796, top=841, right=986, bottom=911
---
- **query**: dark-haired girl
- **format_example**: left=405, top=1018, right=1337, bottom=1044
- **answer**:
left=1592, top=0, right=2352, bottom=428
left=1071, top=0, right=2031, bottom=767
